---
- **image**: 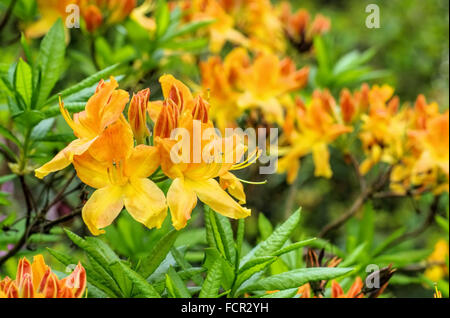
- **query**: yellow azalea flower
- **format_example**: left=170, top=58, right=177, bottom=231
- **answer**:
left=73, top=117, right=167, bottom=235
left=200, top=48, right=309, bottom=131
left=24, top=0, right=76, bottom=38
left=278, top=92, right=352, bottom=183
left=131, top=0, right=156, bottom=31
left=237, top=52, right=309, bottom=126
left=409, top=111, right=449, bottom=194
left=151, top=75, right=250, bottom=230
left=35, top=77, right=129, bottom=179
left=358, top=85, right=408, bottom=175
left=425, top=239, right=449, bottom=282
left=181, top=0, right=248, bottom=53
left=0, top=255, right=86, bottom=298
left=128, top=88, right=151, bottom=144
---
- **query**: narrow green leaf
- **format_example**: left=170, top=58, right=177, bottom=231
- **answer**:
left=30, top=118, right=55, bottom=141
left=242, top=267, right=353, bottom=292
left=234, top=256, right=277, bottom=291
left=114, top=261, right=161, bottom=298
left=15, top=58, right=32, bottom=108
left=241, top=208, right=301, bottom=268
left=272, top=238, right=317, bottom=257
left=155, top=0, right=170, bottom=38
left=138, top=229, right=179, bottom=278
left=258, top=212, right=273, bottom=240
left=44, top=64, right=122, bottom=107
left=42, top=102, right=85, bottom=118
left=166, top=267, right=191, bottom=298
left=199, top=259, right=222, bottom=298
left=0, top=125, right=20, bottom=145
left=36, top=19, right=66, bottom=108
left=0, top=174, right=17, bottom=184
left=259, top=288, right=298, bottom=298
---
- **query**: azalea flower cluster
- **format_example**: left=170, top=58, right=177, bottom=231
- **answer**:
left=0, top=255, right=86, bottom=298
left=342, top=84, right=449, bottom=195
left=200, top=47, right=309, bottom=132
left=174, top=0, right=330, bottom=54
left=35, top=75, right=250, bottom=235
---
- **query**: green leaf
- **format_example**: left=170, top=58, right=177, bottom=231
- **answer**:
left=272, top=238, right=317, bottom=257
left=114, top=260, right=161, bottom=298
left=241, top=208, right=301, bottom=268
left=165, top=266, right=191, bottom=298
left=340, top=242, right=367, bottom=267
left=372, top=227, right=406, bottom=257
left=234, top=256, right=277, bottom=292
left=155, top=0, right=170, bottom=38
left=138, top=229, right=179, bottom=279
left=0, top=174, right=16, bottom=184
left=259, top=288, right=298, bottom=298
left=162, top=19, right=215, bottom=41
left=44, top=64, right=122, bottom=107
left=258, top=212, right=273, bottom=240
left=36, top=19, right=66, bottom=108
left=242, top=267, right=353, bottom=292
left=20, top=33, right=33, bottom=64
left=15, top=58, right=32, bottom=108
left=0, top=125, right=20, bottom=145
left=160, top=38, right=209, bottom=51
left=42, top=102, right=85, bottom=118
left=199, top=259, right=223, bottom=298
left=30, top=118, right=54, bottom=141
left=205, top=207, right=236, bottom=265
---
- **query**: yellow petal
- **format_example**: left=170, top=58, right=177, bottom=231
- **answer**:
left=125, top=145, right=160, bottom=179
left=35, top=137, right=97, bottom=179
left=219, top=172, right=246, bottom=204
left=73, top=151, right=109, bottom=189
left=31, top=255, right=48, bottom=289
left=167, top=178, right=198, bottom=230
left=187, top=178, right=250, bottom=220
left=124, top=178, right=168, bottom=229
left=82, top=186, right=124, bottom=235
left=312, top=142, right=332, bottom=178
left=89, top=116, right=134, bottom=164
left=159, top=74, right=194, bottom=110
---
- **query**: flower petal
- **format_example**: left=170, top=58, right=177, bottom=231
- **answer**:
left=187, top=178, right=250, bottom=220
left=312, top=142, right=332, bottom=178
left=125, top=145, right=160, bottom=179
left=82, top=186, right=124, bottom=235
left=167, top=178, right=197, bottom=230
left=124, top=178, right=168, bottom=229
left=73, top=151, right=109, bottom=189
left=219, top=172, right=246, bottom=204
left=35, top=137, right=97, bottom=179
left=31, top=255, right=48, bottom=290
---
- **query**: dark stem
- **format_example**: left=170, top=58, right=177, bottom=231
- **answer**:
left=0, top=0, right=17, bottom=32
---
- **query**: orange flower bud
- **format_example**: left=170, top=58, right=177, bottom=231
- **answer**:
left=154, top=100, right=180, bottom=138
left=83, top=4, right=103, bottom=32
left=340, top=88, right=356, bottom=123
left=192, top=96, right=209, bottom=123
left=128, top=88, right=151, bottom=144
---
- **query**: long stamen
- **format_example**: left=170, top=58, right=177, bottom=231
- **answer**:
left=231, top=148, right=262, bottom=170
left=236, top=177, right=267, bottom=185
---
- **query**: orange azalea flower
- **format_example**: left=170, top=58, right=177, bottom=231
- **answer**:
left=151, top=75, right=250, bottom=230
left=0, top=255, right=86, bottom=298
left=128, top=88, right=151, bottom=144
left=79, top=0, right=136, bottom=32
left=73, top=117, right=167, bottom=235
left=279, top=92, right=352, bottom=183
left=358, top=85, right=408, bottom=175
left=200, top=48, right=309, bottom=131
left=331, top=277, right=364, bottom=298
left=180, top=0, right=248, bottom=53
left=279, top=1, right=331, bottom=52
left=35, top=77, right=129, bottom=179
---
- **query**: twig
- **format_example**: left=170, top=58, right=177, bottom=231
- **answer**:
left=0, top=0, right=17, bottom=32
